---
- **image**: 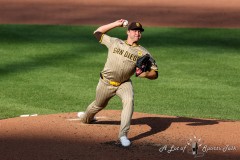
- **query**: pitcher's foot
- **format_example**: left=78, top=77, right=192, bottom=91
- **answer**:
left=119, top=136, right=131, bottom=147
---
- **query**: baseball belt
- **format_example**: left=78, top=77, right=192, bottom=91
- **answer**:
left=100, top=73, right=121, bottom=87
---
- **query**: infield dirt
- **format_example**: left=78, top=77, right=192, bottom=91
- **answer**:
left=1, top=0, right=240, bottom=28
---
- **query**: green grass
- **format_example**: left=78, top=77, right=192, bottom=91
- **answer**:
left=0, top=24, right=239, bottom=120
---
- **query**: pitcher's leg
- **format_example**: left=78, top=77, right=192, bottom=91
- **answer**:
left=81, top=100, right=103, bottom=123
left=82, top=79, right=116, bottom=123
left=116, top=80, right=134, bottom=138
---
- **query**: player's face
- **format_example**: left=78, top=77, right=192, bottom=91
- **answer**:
left=127, top=30, right=142, bottom=42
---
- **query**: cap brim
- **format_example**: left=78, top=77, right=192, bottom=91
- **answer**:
left=129, top=28, right=144, bottom=32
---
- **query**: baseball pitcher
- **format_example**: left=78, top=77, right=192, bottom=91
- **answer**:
left=78, top=19, right=158, bottom=147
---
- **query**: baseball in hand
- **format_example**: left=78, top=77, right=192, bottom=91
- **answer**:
left=123, top=20, right=128, bottom=27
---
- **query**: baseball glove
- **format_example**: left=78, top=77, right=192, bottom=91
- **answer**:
left=135, top=54, right=152, bottom=76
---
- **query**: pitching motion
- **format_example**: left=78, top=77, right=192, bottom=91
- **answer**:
left=78, top=19, right=158, bottom=147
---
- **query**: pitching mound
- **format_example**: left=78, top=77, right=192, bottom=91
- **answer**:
left=0, top=110, right=239, bottom=160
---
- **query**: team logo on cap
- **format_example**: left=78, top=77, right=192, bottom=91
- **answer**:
left=136, top=23, right=141, bottom=27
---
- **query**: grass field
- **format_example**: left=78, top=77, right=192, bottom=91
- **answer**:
left=0, top=24, right=239, bottom=120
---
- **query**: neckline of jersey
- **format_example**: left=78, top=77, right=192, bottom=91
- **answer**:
left=124, top=40, right=139, bottom=47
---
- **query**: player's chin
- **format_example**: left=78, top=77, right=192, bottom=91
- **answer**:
left=134, top=37, right=141, bottom=41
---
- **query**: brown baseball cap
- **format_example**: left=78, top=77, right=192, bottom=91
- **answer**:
left=128, top=22, right=144, bottom=32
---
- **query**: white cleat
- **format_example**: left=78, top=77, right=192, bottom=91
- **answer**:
left=77, top=112, right=97, bottom=122
left=77, top=112, right=85, bottom=118
left=120, top=136, right=131, bottom=147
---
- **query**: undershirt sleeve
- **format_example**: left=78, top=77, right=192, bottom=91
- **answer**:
left=93, top=31, right=103, bottom=42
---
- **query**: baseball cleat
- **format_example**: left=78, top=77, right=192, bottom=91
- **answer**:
left=119, top=136, right=131, bottom=147
left=77, top=112, right=97, bottom=122
left=77, top=112, right=85, bottom=118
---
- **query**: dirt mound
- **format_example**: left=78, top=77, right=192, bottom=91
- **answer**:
left=0, top=110, right=239, bottom=160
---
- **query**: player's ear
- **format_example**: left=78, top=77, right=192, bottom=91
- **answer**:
left=126, top=30, right=130, bottom=35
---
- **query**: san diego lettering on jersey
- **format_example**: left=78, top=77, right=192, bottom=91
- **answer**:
left=113, top=47, right=138, bottom=62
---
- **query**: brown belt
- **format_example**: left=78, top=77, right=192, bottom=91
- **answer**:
left=100, top=73, right=121, bottom=87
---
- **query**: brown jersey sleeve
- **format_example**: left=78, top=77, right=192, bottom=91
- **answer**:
left=93, top=32, right=114, bottom=48
left=93, top=31, right=103, bottom=42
